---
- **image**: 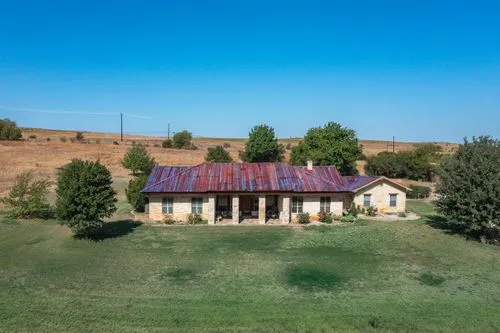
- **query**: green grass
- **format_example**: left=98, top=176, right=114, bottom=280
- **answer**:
left=1, top=202, right=499, bottom=332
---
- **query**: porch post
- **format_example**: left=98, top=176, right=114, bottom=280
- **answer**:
left=281, top=196, right=290, bottom=224
left=232, top=196, right=239, bottom=224
left=258, top=195, right=266, bottom=224
left=207, top=195, right=216, bottom=225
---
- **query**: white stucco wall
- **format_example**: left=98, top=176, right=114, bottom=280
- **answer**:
left=352, top=180, right=407, bottom=213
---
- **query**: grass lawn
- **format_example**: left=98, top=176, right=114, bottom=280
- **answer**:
left=1, top=202, right=499, bottom=332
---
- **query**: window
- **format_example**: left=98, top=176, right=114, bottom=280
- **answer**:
left=162, top=197, right=173, bottom=214
left=363, top=194, right=371, bottom=208
left=390, top=194, right=397, bottom=207
left=320, top=196, right=331, bottom=213
left=292, top=196, right=303, bottom=213
left=191, top=197, right=203, bottom=214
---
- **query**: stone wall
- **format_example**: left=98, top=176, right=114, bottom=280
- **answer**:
left=352, top=180, right=407, bottom=213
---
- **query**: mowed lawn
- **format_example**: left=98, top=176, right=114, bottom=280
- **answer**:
left=1, top=201, right=499, bottom=333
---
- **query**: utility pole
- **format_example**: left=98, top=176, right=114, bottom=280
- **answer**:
left=120, top=113, right=123, bottom=142
left=168, top=123, right=170, bottom=139
left=393, top=136, right=395, bottom=153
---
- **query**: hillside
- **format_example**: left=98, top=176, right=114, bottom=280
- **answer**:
left=0, top=127, right=458, bottom=196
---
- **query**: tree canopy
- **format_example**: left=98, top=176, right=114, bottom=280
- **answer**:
left=126, top=174, right=149, bottom=213
left=365, top=151, right=435, bottom=181
left=56, top=159, right=117, bottom=237
left=0, top=118, right=22, bottom=140
left=436, top=136, right=500, bottom=242
left=205, top=145, right=233, bottom=162
left=240, top=125, right=284, bottom=162
left=121, top=143, right=155, bottom=176
left=173, top=130, right=193, bottom=149
left=290, top=122, right=361, bottom=175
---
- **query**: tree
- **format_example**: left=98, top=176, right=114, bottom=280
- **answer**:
left=205, top=146, right=233, bottom=163
left=162, top=139, right=173, bottom=148
left=56, top=159, right=117, bottom=237
left=75, top=131, right=84, bottom=141
left=290, top=122, right=361, bottom=175
left=121, top=143, right=155, bottom=175
left=126, top=174, right=149, bottom=212
left=173, top=130, right=193, bottom=149
left=0, top=171, right=51, bottom=218
left=413, top=143, right=443, bottom=162
left=365, top=151, right=435, bottom=181
left=0, top=118, right=22, bottom=140
left=436, top=136, right=500, bottom=242
left=240, top=124, right=284, bottom=162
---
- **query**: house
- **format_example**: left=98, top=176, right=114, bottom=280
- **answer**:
left=142, top=161, right=408, bottom=224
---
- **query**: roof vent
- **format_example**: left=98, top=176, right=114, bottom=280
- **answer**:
left=307, top=160, right=313, bottom=171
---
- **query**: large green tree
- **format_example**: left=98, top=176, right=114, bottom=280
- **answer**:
left=240, top=125, right=284, bottom=162
left=290, top=122, right=361, bottom=175
left=125, top=174, right=149, bottom=213
left=436, top=136, right=500, bottom=242
left=173, top=130, right=193, bottom=149
left=205, top=145, right=233, bottom=162
left=121, top=143, right=155, bottom=176
left=56, top=159, right=117, bottom=237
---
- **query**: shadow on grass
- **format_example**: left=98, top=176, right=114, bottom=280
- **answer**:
left=286, top=265, right=347, bottom=291
left=76, top=220, right=142, bottom=241
left=426, top=215, right=499, bottom=244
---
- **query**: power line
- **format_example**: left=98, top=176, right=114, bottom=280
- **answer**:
left=0, top=106, right=151, bottom=119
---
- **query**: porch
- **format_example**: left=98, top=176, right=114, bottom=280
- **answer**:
left=209, top=194, right=290, bottom=225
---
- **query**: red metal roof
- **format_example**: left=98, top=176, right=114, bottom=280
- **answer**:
left=142, top=162, right=378, bottom=193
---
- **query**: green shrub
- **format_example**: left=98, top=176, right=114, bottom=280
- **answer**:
left=46, top=137, right=51, bottom=141
left=187, top=213, right=204, bottom=225
left=56, top=159, right=117, bottom=237
left=340, top=214, right=357, bottom=223
left=28, top=134, right=37, bottom=139
left=348, top=203, right=365, bottom=217
left=126, top=175, right=148, bottom=212
left=318, top=211, right=333, bottom=224
left=162, top=139, right=173, bottom=148
left=75, top=131, right=84, bottom=141
left=398, top=212, right=407, bottom=218
left=285, top=143, right=293, bottom=150
left=60, top=137, right=67, bottom=142
left=173, top=130, right=193, bottom=149
left=0, top=118, right=22, bottom=140
left=163, top=215, right=176, bottom=225
left=366, top=206, right=378, bottom=217
left=0, top=171, right=52, bottom=219
left=365, top=151, right=435, bottom=181
left=296, top=212, right=310, bottom=224
left=113, top=141, right=119, bottom=145
left=408, top=185, right=432, bottom=199
left=205, top=146, right=233, bottom=162
left=121, top=143, right=155, bottom=176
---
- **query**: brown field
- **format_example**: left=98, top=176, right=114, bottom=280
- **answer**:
left=0, top=127, right=458, bottom=196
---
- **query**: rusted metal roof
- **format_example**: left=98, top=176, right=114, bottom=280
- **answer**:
left=142, top=162, right=378, bottom=193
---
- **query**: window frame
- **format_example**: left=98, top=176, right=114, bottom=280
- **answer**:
left=162, top=197, right=174, bottom=214
left=389, top=194, right=397, bottom=207
left=363, top=194, right=372, bottom=208
left=191, top=197, right=203, bottom=214
left=320, top=196, right=331, bottom=213
left=291, top=196, right=304, bottom=214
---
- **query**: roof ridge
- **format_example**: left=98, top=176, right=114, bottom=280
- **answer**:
left=299, top=168, right=350, bottom=192
left=142, top=163, right=204, bottom=192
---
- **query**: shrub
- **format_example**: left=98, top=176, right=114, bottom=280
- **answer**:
left=0, top=171, right=52, bottom=219
left=75, top=131, right=84, bottom=141
left=296, top=212, right=310, bottom=224
left=46, top=137, right=51, bottom=141
left=205, top=146, right=233, bottom=162
left=95, top=139, right=101, bottom=144
left=113, top=141, right=119, bottom=145
left=69, top=138, right=76, bottom=143
left=223, top=142, right=231, bottom=148
left=28, top=134, right=37, bottom=139
left=348, top=203, right=364, bottom=217
left=398, top=212, right=407, bottom=218
left=126, top=175, right=148, bottom=212
left=163, top=215, right=176, bottom=225
left=365, top=151, right=435, bottom=181
left=340, top=214, right=357, bottom=223
left=153, top=143, right=160, bottom=148
left=173, top=130, right=193, bottom=149
left=187, top=213, right=204, bottom=225
left=436, top=136, right=500, bottom=242
left=0, top=118, right=22, bottom=140
left=162, top=139, right=173, bottom=148
left=121, top=143, right=155, bottom=176
left=60, top=137, right=67, bottom=142
left=408, top=185, right=432, bottom=199
left=56, top=159, right=117, bottom=237
left=318, top=211, right=333, bottom=224
left=285, top=143, right=293, bottom=150
left=366, top=206, right=378, bottom=217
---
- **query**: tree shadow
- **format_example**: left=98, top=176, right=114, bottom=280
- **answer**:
left=75, top=220, right=142, bottom=241
left=426, top=215, right=492, bottom=242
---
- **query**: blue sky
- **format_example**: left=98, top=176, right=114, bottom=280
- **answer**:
left=0, top=0, right=499, bottom=142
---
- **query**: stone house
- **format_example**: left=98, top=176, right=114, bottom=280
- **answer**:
left=142, top=162, right=408, bottom=224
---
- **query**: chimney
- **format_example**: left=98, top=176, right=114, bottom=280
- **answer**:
left=307, top=160, right=313, bottom=171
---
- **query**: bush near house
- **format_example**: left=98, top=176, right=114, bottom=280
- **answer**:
left=318, top=212, right=334, bottom=224
left=0, top=171, right=52, bottom=218
left=126, top=175, right=149, bottom=213
left=296, top=212, right=310, bottom=224
left=0, top=118, right=22, bottom=140
left=408, top=185, right=432, bottom=199
left=56, top=159, right=117, bottom=237
left=187, top=213, right=206, bottom=224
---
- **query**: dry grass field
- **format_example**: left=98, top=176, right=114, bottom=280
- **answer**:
left=0, top=127, right=458, bottom=196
